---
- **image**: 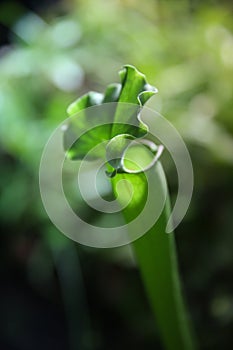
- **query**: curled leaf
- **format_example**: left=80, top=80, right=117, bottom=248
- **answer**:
left=122, top=142, right=164, bottom=174
left=63, top=65, right=158, bottom=161
left=105, top=133, right=164, bottom=177
left=67, top=91, right=103, bottom=116
left=106, top=134, right=135, bottom=170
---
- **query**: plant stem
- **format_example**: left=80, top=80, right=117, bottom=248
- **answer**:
left=112, top=162, right=197, bottom=350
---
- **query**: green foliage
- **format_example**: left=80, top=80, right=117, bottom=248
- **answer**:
left=63, top=65, right=157, bottom=163
left=0, top=1, right=233, bottom=349
left=63, top=65, right=197, bottom=350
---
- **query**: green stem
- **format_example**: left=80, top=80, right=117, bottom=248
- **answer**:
left=112, top=163, right=197, bottom=350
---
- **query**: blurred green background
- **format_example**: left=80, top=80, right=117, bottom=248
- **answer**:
left=0, top=0, right=233, bottom=349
